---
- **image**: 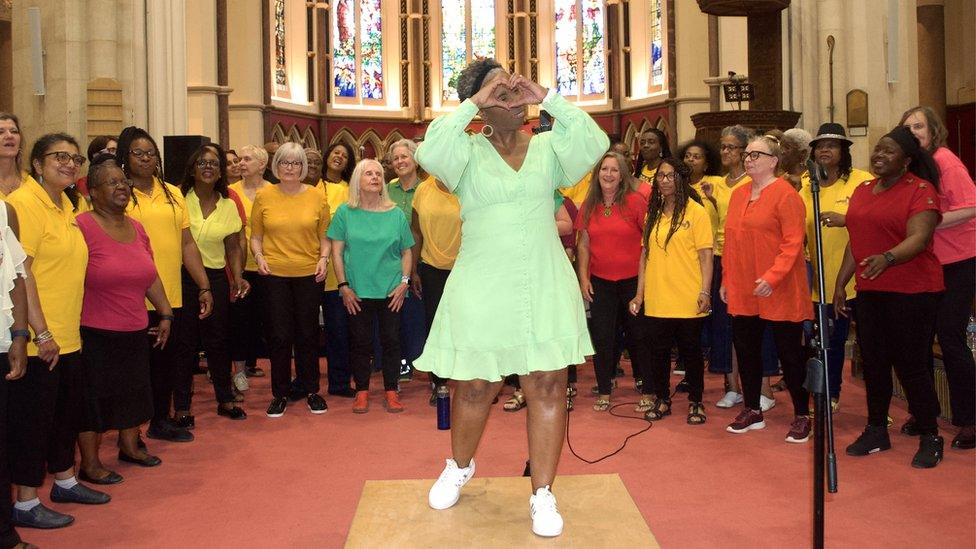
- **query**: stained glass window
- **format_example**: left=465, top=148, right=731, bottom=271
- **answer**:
left=650, top=0, right=664, bottom=89
left=274, top=0, right=289, bottom=95
left=440, top=1, right=497, bottom=103
left=332, top=0, right=384, bottom=101
left=554, top=0, right=606, bottom=100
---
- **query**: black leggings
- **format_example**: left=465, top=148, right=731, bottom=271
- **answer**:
left=731, top=316, right=808, bottom=416
left=933, top=257, right=975, bottom=426
left=638, top=317, right=706, bottom=402
left=589, top=276, right=646, bottom=395
left=349, top=298, right=401, bottom=392
left=173, top=268, right=234, bottom=408
left=265, top=275, right=322, bottom=399
left=418, top=262, right=451, bottom=386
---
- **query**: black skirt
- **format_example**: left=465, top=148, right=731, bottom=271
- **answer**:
left=80, top=326, right=153, bottom=432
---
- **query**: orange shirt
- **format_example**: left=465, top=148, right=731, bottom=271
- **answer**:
left=723, top=178, right=812, bottom=322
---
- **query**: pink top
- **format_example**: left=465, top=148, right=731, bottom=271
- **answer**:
left=77, top=212, right=158, bottom=331
left=932, top=147, right=976, bottom=264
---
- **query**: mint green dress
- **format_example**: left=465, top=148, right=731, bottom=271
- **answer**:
left=413, top=92, right=607, bottom=381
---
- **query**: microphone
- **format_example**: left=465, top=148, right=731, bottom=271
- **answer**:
left=806, top=159, right=827, bottom=185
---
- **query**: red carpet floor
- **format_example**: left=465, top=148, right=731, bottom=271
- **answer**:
left=23, top=361, right=976, bottom=548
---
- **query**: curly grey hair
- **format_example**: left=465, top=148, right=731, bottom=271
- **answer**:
left=456, top=58, right=504, bottom=102
left=720, top=124, right=755, bottom=148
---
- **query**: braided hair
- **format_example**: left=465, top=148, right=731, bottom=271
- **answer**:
left=116, top=126, right=179, bottom=210
left=642, top=157, right=694, bottom=251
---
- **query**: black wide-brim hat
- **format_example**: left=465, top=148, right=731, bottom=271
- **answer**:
left=810, top=123, right=853, bottom=147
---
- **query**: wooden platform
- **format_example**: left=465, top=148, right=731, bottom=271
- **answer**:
left=346, top=473, right=659, bottom=548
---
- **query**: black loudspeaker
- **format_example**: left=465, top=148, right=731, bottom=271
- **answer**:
left=163, top=135, right=211, bottom=184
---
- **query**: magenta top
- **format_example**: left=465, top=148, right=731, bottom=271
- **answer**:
left=77, top=212, right=158, bottom=332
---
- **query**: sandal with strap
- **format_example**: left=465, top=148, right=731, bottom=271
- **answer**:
left=687, top=402, right=707, bottom=425
left=644, top=398, right=672, bottom=421
left=592, top=397, right=611, bottom=412
left=634, top=396, right=655, bottom=413
left=503, top=392, right=526, bottom=412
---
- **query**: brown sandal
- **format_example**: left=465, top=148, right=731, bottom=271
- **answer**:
left=644, top=398, right=672, bottom=421
left=592, top=396, right=611, bottom=412
left=634, top=396, right=654, bottom=413
left=503, top=391, right=526, bottom=412
left=687, top=402, right=707, bottom=425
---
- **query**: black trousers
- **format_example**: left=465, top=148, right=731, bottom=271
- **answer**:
left=265, top=275, right=322, bottom=399
left=230, top=270, right=267, bottom=366
left=731, top=316, right=808, bottom=415
left=173, top=268, right=234, bottom=408
left=857, top=291, right=942, bottom=433
left=149, top=308, right=179, bottom=424
left=418, top=262, right=450, bottom=386
left=6, top=353, right=85, bottom=487
left=934, top=257, right=975, bottom=426
left=349, top=298, right=401, bottom=392
left=638, top=317, right=706, bottom=403
left=589, top=276, right=645, bottom=395
left=0, top=356, right=22, bottom=548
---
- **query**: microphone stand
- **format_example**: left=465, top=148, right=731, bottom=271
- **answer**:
left=803, top=159, right=839, bottom=549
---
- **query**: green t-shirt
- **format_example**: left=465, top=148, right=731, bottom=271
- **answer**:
left=387, top=178, right=418, bottom=219
left=327, top=203, right=415, bottom=299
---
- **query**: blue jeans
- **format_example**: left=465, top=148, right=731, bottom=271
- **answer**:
left=398, top=289, right=427, bottom=367
left=709, top=256, right=781, bottom=376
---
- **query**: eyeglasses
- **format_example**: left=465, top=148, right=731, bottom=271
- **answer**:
left=195, top=160, right=220, bottom=169
left=655, top=171, right=677, bottom=182
left=44, top=151, right=86, bottom=167
left=278, top=160, right=303, bottom=168
left=744, top=150, right=777, bottom=161
left=720, top=144, right=742, bottom=152
left=129, top=149, right=157, bottom=159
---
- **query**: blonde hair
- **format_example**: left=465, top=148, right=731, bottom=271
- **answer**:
left=347, top=158, right=393, bottom=209
left=387, top=138, right=428, bottom=181
left=238, top=144, right=269, bottom=167
left=899, top=105, right=948, bottom=152
left=271, top=142, right=308, bottom=181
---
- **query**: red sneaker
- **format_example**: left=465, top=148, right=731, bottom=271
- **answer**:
left=786, top=416, right=812, bottom=443
left=353, top=391, right=369, bottom=414
left=384, top=390, right=404, bottom=413
left=726, top=409, right=765, bottom=434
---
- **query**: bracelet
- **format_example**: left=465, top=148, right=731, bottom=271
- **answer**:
left=160, top=314, right=175, bottom=322
left=319, top=255, right=329, bottom=260
left=10, top=329, right=30, bottom=341
left=32, top=330, right=53, bottom=344
left=699, top=291, right=711, bottom=297
left=254, top=252, right=264, bottom=258
left=199, top=288, right=212, bottom=294
left=337, top=281, right=349, bottom=289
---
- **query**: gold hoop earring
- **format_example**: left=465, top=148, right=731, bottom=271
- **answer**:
left=481, top=124, right=494, bottom=138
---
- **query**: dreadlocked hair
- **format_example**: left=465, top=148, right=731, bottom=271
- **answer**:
left=579, top=152, right=638, bottom=229
left=116, top=126, right=179, bottom=211
left=642, top=157, right=694, bottom=251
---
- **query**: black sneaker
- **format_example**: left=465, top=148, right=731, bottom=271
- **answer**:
left=307, top=394, right=328, bottom=414
left=846, top=425, right=892, bottom=456
left=901, top=416, right=921, bottom=436
left=911, top=434, right=944, bottom=468
left=398, top=362, right=413, bottom=382
left=217, top=405, right=247, bottom=420
left=174, top=415, right=195, bottom=430
left=146, top=420, right=194, bottom=443
left=245, top=365, right=265, bottom=377
left=266, top=397, right=288, bottom=418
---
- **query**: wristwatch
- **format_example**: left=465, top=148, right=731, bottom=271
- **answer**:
left=883, top=251, right=896, bottom=265
left=401, top=275, right=410, bottom=285
left=9, top=329, right=30, bottom=341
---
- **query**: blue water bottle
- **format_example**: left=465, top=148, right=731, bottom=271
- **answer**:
left=436, top=385, right=451, bottom=430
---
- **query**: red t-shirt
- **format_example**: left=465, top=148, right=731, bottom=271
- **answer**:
left=575, top=191, right=647, bottom=280
left=846, top=173, right=944, bottom=294
left=932, top=147, right=976, bottom=264
left=77, top=212, right=159, bottom=331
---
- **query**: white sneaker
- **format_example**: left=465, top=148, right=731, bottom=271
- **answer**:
left=233, top=371, right=249, bottom=392
left=529, top=485, right=563, bottom=537
left=428, top=458, right=475, bottom=510
left=760, top=394, right=776, bottom=413
left=716, top=391, right=743, bottom=408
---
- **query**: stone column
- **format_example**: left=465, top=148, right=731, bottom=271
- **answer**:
left=147, top=0, right=188, bottom=143
left=916, top=0, right=946, bottom=120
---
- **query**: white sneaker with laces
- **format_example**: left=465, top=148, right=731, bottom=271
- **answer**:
left=716, top=391, right=743, bottom=408
left=529, top=485, right=563, bottom=537
left=760, top=394, right=776, bottom=413
left=233, top=371, right=249, bottom=392
left=428, top=458, right=475, bottom=510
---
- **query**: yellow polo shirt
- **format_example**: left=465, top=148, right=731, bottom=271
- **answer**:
left=560, top=173, right=591, bottom=206
left=185, top=190, right=243, bottom=270
left=126, top=178, right=190, bottom=308
left=412, top=179, right=462, bottom=269
left=799, top=168, right=873, bottom=301
left=317, top=180, right=349, bottom=290
left=251, top=184, right=331, bottom=278
left=7, top=177, right=88, bottom=355
left=711, top=174, right=751, bottom=256
left=640, top=164, right=658, bottom=185
left=643, top=200, right=713, bottom=319
left=228, top=180, right=270, bottom=272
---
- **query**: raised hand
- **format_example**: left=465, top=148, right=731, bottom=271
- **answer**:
left=470, top=77, right=512, bottom=110
left=506, top=74, right=547, bottom=108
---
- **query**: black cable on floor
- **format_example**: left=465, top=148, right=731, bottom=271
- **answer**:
left=565, top=401, right=652, bottom=464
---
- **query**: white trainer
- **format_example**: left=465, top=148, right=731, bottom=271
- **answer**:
left=428, top=458, right=475, bottom=510
left=716, top=391, right=743, bottom=408
left=760, top=394, right=776, bottom=413
left=529, top=485, right=563, bottom=537
left=233, top=371, right=249, bottom=392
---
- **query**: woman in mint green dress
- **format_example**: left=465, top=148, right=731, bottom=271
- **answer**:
left=416, top=59, right=607, bottom=538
